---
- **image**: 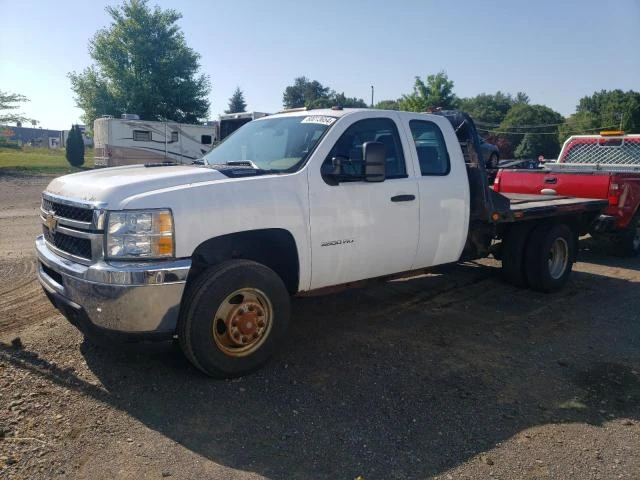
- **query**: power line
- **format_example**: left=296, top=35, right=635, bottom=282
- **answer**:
left=476, top=125, right=618, bottom=135
left=475, top=121, right=569, bottom=128
left=475, top=116, right=623, bottom=130
left=477, top=129, right=560, bottom=135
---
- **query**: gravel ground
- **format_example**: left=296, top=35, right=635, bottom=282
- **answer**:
left=0, top=171, right=639, bottom=479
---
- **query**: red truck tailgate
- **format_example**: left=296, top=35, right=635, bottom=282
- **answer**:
left=494, top=169, right=611, bottom=199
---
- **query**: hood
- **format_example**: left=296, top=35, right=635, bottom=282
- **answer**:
left=45, top=164, right=226, bottom=206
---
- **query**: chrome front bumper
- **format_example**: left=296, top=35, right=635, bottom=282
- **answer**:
left=36, top=235, right=191, bottom=335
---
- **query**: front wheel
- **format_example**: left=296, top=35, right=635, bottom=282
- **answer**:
left=178, top=260, right=290, bottom=378
left=524, top=223, right=576, bottom=292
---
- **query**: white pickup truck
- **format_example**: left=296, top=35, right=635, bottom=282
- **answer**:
left=36, top=108, right=606, bottom=377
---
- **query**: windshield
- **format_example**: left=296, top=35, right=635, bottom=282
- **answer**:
left=203, top=115, right=335, bottom=172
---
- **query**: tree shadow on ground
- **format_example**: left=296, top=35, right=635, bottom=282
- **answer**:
left=2, top=262, right=639, bottom=479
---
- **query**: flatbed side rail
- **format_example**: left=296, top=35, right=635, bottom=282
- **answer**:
left=496, top=194, right=608, bottom=223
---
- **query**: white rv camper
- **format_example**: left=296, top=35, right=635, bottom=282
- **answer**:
left=218, top=112, right=269, bottom=141
left=93, top=114, right=218, bottom=167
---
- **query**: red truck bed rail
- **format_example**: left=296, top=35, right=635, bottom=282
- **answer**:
left=559, top=134, right=640, bottom=166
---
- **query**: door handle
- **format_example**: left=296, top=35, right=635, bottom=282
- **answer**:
left=544, top=177, right=558, bottom=184
left=390, top=194, right=416, bottom=202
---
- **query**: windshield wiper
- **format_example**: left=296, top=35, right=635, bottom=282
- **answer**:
left=205, top=161, right=282, bottom=177
left=225, top=160, right=260, bottom=168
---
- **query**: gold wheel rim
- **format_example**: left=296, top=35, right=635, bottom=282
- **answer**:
left=212, top=288, right=273, bottom=358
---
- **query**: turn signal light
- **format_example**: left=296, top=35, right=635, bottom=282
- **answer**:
left=155, top=236, right=174, bottom=256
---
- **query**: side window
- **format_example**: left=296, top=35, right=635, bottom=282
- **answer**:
left=133, top=130, right=151, bottom=142
left=201, top=135, right=212, bottom=145
left=323, top=118, right=406, bottom=180
left=170, top=131, right=179, bottom=142
left=409, top=120, right=451, bottom=176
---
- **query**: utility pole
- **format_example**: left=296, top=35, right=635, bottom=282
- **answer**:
left=371, top=86, right=374, bottom=108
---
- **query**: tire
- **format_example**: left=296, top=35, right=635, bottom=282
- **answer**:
left=524, top=223, right=576, bottom=292
left=487, top=153, right=499, bottom=170
left=501, top=223, right=534, bottom=287
left=615, top=213, right=640, bottom=257
left=178, top=260, right=290, bottom=378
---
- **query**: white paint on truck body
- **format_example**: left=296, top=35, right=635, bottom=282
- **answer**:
left=49, top=109, right=470, bottom=293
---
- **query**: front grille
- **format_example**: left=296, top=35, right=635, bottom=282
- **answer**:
left=42, top=198, right=93, bottom=222
left=43, top=225, right=92, bottom=260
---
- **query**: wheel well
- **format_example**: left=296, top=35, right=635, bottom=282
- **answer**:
left=187, top=229, right=300, bottom=295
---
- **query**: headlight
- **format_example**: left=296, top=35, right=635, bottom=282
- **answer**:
left=105, top=209, right=174, bottom=259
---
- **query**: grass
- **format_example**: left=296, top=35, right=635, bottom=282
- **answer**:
left=0, top=147, right=94, bottom=175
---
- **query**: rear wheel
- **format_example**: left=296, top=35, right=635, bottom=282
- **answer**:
left=501, top=224, right=534, bottom=287
left=524, top=223, right=576, bottom=292
left=178, top=260, right=290, bottom=378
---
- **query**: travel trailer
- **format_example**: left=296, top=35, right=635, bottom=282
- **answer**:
left=218, top=112, right=269, bottom=140
left=93, top=114, right=218, bottom=167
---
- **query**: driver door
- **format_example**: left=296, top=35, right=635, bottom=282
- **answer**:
left=308, top=114, right=419, bottom=289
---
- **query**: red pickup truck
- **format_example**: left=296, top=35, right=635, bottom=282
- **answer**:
left=494, top=132, right=640, bottom=256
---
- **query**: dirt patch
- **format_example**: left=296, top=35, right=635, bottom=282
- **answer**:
left=0, top=173, right=639, bottom=479
left=0, top=173, right=51, bottom=334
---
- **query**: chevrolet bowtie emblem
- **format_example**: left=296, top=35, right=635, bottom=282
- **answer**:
left=45, top=212, right=58, bottom=233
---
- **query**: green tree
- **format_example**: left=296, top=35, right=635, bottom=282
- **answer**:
left=308, top=92, right=368, bottom=109
left=499, top=104, right=564, bottom=158
left=282, top=77, right=330, bottom=109
left=330, top=92, right=367, bottom=108
left=69, top=0, right=210, bottom=129
left=0, top=90, right=35, bottom=125
left=225, top=87, right=247, bottom=114
left=375, top=99, right=400, bottom=110
left=514, top=92, right=530, bottom=105
left=66, top=125, right=85, bottom=167
left=514, top=133, right=544, bottom=159
left=398, top=72, right=458, bottom=112
left=282, top=77, right=367, bottom=109
left=559, top=89, right=640, bottom=143
left=458, top=91, right=526, bottom=127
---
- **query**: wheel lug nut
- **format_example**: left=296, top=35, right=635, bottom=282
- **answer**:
left=241, top=336, right=248, bottom=343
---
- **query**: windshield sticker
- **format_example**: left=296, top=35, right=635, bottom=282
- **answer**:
left=301, top=115, right=336, bottom=126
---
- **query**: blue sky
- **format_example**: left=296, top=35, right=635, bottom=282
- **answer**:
left=1, top=0, right=639, bottom=130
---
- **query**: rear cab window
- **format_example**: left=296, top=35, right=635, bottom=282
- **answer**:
left=409, top=120, right=451, bottom=176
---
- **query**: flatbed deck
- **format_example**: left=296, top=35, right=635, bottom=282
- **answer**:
left=499, top=192, right=608, bottom=223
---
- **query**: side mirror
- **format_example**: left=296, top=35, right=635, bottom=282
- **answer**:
left=363, top=141, right=385, bottom=182
left=320, top=155, right=347, bottom=186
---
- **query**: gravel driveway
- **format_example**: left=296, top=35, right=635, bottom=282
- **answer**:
left=1, top=172, right=639, bottom=479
